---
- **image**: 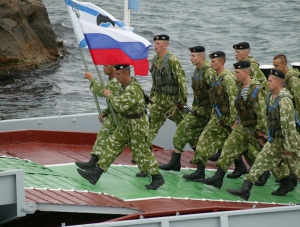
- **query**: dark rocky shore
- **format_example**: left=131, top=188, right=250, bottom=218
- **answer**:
left=0, top=0, right=67, bottom=80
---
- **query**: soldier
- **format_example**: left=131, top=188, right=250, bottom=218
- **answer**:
left=147, top=34, right=188, bottom=145
left=227, top=69, right=300, bottom=200
left=77, top=65, right=164, bottom=190
left=183, top=51, right=238, bottom=181
left=273, top=54, right=300, bottom=118
left=226, top=41, right=268, bottom=177
left=159, top=46, right=215, bottom=171
left=233, top=42, right=267, bottom=87
left=198, top=61, right=267, bottom=189
left=75, top=65, right=121, bottom=171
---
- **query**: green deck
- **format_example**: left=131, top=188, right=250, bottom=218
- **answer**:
left=1, top=157, right=299, bottom=204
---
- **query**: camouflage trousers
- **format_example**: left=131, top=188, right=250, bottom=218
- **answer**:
left=244, top=140, right=292, bottom=183
left=194, top=117, right=231, bottom=166
left=148, top=93, right=185, bottom=144
left=173, top=111, right=209, bottom=152
left=91, top=113, right=117, bottom=156
left=217, top=124, right=262, bottom=172
left=97, top=115, right=159, bottom=175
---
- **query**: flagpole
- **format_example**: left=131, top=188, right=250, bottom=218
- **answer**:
left=78, top=49, right=102, bottom=115
left=71, top=8, right=101, bottom=116
left=94, top=65, right=118, bottom=125
left=124, top=0, right=130, bottom=26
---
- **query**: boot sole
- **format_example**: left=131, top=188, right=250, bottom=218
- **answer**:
left=77, top=169, right=97, bottom=185
left=226, top=169, right=248, bottom=178
left=197, top=179, right=222, bottom=189
left=158, top=166, right=181, bottom=171
left=226, top=189, right=249, bottom=201
left=145, top=180, right=165, bottom=190
left=271, top=185, right=295, bottom=196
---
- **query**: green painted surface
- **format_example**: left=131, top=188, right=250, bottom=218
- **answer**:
left=1, top=157, right=299, bottom=204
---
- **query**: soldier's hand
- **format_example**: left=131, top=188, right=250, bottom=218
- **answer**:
left=84, top=72, right=94, bottom=80
left=98, top=112, right=106, bottom=123
left=103, top=89, right=111, bottom=97
left=257, top=130, right=267, bottom=146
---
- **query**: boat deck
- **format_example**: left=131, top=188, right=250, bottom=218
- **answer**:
left=1, top=129, right=299, bottom=226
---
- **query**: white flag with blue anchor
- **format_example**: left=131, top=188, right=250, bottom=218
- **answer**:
left=65, top=0, right=134, bottom=48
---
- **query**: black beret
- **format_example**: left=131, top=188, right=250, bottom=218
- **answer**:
left=114, top=65, right=130, bottom=71
left=233, top=61, right=251, bottom=69
left=209, top=51, right=226, bottom=58
left=233, top=42, right=250, bottom=50
left=154, top=34, right=169, bottom=41
left=270, top=68, right=285, bottom=79
left=188, top=46, right=205, bottom=52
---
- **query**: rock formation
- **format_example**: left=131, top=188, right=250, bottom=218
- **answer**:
left=0, top=0, right=67, bottom=79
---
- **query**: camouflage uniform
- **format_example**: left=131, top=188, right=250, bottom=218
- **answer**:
left=89, top=78, right=121, bottom=156
left=244, top=88, right=300, bottom=183
left=284, top=68, right=300, bottom=117
left=97, top=79, right=159, bottom=175
left=193, top=69, right=238, bottom=166
left=148, top=52, right=188, bottom=144
left=173, top=60, right=215, bottom=151
left=217, top=79, right=267, bottom=172
left=247, top=56, right=268, bottom=89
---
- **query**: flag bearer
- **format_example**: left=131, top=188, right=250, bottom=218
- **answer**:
left=77, top=65, right=164, bottom=190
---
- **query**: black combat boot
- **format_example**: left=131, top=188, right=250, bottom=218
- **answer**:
left=77, top=165, right=103, bottom=185
left=227, top=180, right=253, bottom=201
left=159, top=152, right=181, bottom=171
left=75, top=154, right=98, bottom=171
left=254, top=170, right=271, bottom=186
left=136, top=171, right=148, bottom=177
left=226, top=157, right=248, bottom=178
left=198, top=167, right=226, bottom=189
left=291, top=174, right=298, bottom=187
left=145, top=173, right=165, bottom=190
left=182, top=161, right=205, bottom=181
left=275, top=174, right=298, bottom=186
left=271, top=176, right=295, bottom=196
left=131, top=159, right=136, bottom=164
left=208, top=150, right=221, bottom=162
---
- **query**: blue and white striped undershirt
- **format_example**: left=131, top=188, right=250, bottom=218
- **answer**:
left=241, top=85, right=250, bottom=100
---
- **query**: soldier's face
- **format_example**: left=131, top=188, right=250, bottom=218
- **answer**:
left=234, top=69, right=246, bottom=82
left=273, top=59, right=286, bottom=72
left=190, top=53, right=202, bottom=65
left=267, top=75, right=282, bottom=91
left=235, top=49, right=248, bottom=61
left=154, top=40, right=168, bottom=54
left=210, top=58, right=222, bottom=71
left=103, top=65, right=114, bottom=75
left=116, top=71, right=125, bottom=84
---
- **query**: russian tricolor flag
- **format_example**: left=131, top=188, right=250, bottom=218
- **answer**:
left=79, top=19, right=151, bottom=76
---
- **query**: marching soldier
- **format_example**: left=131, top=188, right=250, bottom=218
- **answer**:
left=159, top=46, right=215, bottom=171
left=75, top=65, right=121, bottom=171
left=77, top=65, right=164, bottom=190
left=147, top=34, right=188, bottom=145
left=183, top=51, right=238, bottom=181
left=198, top=61, right=267, bottom=189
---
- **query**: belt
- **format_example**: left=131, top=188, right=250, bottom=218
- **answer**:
left=122, top=113, right=143, bottom=119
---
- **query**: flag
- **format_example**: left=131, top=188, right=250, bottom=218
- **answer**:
left=65, top=0, right=134, bottom=48
left=128, top=0, right=141, bottom=14
left=79, top=19, right=150, bottom=76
